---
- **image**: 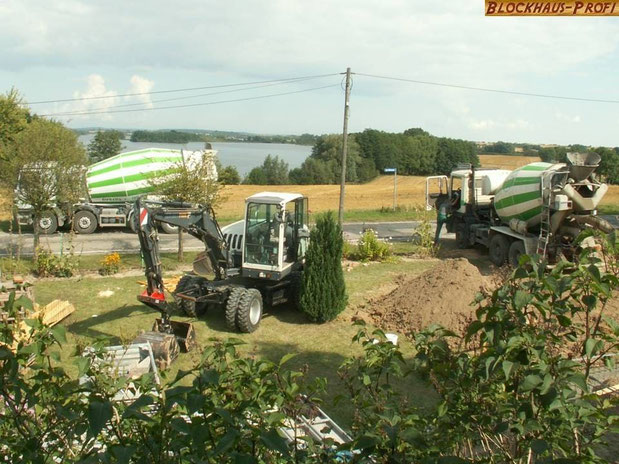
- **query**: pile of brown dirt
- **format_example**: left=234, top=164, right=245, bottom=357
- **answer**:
left=366, top=258, right=492, bottom=338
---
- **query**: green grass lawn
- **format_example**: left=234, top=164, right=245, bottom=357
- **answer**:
left=33, top=258, right=437, bottom=426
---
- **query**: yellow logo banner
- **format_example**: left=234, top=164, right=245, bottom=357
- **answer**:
left=485, top=0, right=619, bottom=15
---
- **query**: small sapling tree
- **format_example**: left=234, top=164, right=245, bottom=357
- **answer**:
left=1, top=118, right=86, bottom=255
left=149, top=151, right=223, bottom=261
left=299, top=211, right=348, bottom=322
left=87, top=130, right=124, bottom=163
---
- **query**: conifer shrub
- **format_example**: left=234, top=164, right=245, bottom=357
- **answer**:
left=299, top=211, right=347, bottom=322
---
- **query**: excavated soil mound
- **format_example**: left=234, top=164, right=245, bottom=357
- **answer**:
left=367, top=258, right=490, bottom=338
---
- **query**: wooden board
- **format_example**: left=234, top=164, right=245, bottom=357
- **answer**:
left=37, top=300, right=75, bottom=326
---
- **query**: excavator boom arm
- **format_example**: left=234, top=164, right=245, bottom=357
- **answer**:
left=135, top=198, right=231, bottom=322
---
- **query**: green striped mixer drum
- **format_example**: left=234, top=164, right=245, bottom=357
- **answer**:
left=86, top=149, right=216, bottom=202
left=493, top=162, right=566, bottom=228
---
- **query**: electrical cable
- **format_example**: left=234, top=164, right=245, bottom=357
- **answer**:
left=47, top=76, right=326, bottom=114
left=40, top=84, right=339, bottom=117
left=27, top=73, right=340, bottom=105
left=356, top=72, right=619, bottom=104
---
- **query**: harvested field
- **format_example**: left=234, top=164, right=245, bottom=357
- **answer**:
left=478, top=154, right=540, bottom=169
left=216, top=153, right=618, bottom=218
left=2, top=154, right=617, bottom=221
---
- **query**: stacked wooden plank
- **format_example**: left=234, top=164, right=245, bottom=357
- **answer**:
left=1, top=276, right=75, bottom=352
left=137, top=275, right=182, bottom=291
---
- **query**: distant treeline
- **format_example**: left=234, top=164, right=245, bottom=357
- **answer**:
left=243, top=128, right=479, bottom=185
left=244, top=133, right=318, bottom=145
left=130, top=130, right=205, bottom=144
left=129, top=129, right=319, bottom=145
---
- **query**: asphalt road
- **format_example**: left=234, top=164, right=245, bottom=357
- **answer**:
left=1, top=216, right=616, bottom=256
left=0, top=221, right=423, bottom=256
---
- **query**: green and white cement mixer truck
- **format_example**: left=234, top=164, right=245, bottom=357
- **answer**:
left=16, top=148, right=217, bottom=235
left=426, top=152, right=613, bottom=266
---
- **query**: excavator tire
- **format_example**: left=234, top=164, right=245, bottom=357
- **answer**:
left=236, top=288, right=263, bottom=333
left=225, top=287, right=245, bottom=331
left=175, top=275, right=207, bottom=317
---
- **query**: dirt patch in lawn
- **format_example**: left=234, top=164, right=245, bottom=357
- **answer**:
left=362, top=258, right=495, bottom=338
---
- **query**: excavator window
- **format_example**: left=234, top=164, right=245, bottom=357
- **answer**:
left=244, top=202, right=280, bottom=266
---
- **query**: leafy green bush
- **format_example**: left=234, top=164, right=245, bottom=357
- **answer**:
left=1, top=234, right=617, bottom=462
left=34, top=247, right=78, bottom=277
left=300, top=211, right=348, bottom=322
left=356, top=229, right=391, bottom=261
left=0, top=294, right=334, bottom=463
left=340, top=233, right=619, bottom=463
left=342, top=240, right=356, bottom=260
left=410, top=219, right=438, bottom=257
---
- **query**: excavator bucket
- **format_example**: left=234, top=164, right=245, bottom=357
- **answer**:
left=193, top=251, right=215, bottom=277
left=153, top=318, right=197, bottom=352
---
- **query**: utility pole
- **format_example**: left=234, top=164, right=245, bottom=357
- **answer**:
left=338, top=67, right=352, bottom=227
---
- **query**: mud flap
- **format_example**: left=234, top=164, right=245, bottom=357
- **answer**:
left=153, top=318, right=197, bottom=353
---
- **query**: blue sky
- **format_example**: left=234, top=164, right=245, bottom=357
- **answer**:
left=1, top=0, right=618, bottom=146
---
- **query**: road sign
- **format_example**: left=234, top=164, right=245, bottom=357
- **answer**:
left=384, top=168, right=396, bottom=173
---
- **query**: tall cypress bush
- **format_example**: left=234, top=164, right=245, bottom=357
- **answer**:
left=299, top=211, right=347, bottom=322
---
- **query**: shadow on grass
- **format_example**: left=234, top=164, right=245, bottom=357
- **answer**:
left=66, top=303, right=153, bottom=342
left=195, top=301, right=312, bottom=334
left=257, top=340, right=352, bottom=425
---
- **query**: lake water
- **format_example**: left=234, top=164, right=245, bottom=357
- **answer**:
left=77, top=134, right=311, bottom=176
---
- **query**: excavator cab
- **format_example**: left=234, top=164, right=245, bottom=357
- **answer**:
left=241, top=192, right=308, bottom=280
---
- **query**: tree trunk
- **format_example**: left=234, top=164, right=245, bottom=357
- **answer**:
left=178, top=228, right=184, bottom=262
left=33, top=212, right=40, bottom=260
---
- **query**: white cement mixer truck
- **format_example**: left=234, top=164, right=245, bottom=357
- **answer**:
left=426, top=153, right=613, bottom=266
left=16, top=148, right=218, bottom=235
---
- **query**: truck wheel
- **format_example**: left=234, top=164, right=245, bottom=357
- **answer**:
left=73, top=210, right=97, bottom=234
left=455, top=224, right=470, bottom=249
left=236, top=288, right=263, bottom=333
left=489, top=234, right=510, bottom=266
left=160, top=222, right=179, bottom=234
left=225, top=287, right=245, bottom=331
left=508, top=240, right=526, bottom=268
left=35, top=211, right=58, bottom=235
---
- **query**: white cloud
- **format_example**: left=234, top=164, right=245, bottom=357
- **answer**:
left=1, top=0, right=618, bottom=144
left=470, top=119, right=496, bottom=130
left=53, top=74, right=155, bottom=121
left=127, top=75, right=154, bottom=109
left=469, top=118, right=529, bottom=131
left=1, top=0, right=618, bottom=83
left=555, top=112, right=581, bottom=123
left=58, top=74, right=118, bottom=121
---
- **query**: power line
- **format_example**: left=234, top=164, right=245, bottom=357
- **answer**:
left=28, top=73, right=339, bottom=105
left=48, top=76, right=326, bottom=114
left=40, top=84, right=339, bottom=117
left=356, top=72, right=619, bottom=104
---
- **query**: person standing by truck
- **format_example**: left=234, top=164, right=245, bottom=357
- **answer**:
left=434, top=198, right=450, bottom=245
left=433, top=190, right=460, bottom=245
